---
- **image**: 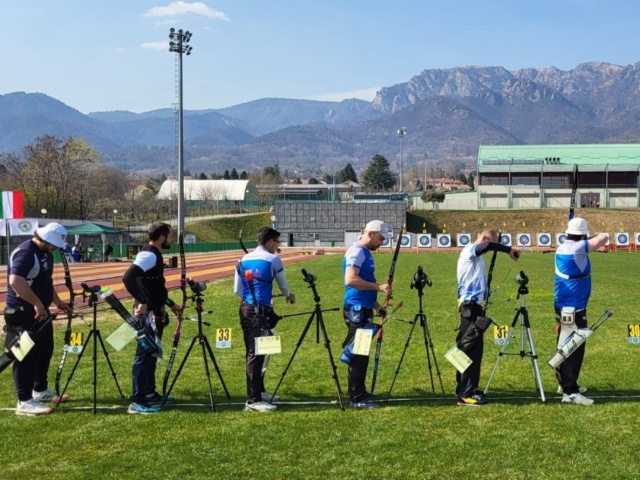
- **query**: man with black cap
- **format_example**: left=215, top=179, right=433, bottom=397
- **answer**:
left=5, top=222, right=71, bottom=415
left=554, top=217, right=608, bottom=405
left=341, top=220, right=392, bottom=409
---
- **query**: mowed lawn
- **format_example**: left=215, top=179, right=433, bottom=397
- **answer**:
left=1, top=249, right=639, bottom=479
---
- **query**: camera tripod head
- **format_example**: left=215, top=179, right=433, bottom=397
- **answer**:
left=301, top=268, right=321, bottom=303
left=81, top=282, right=100, bottom=306
left=514, top=270, right=529, bottom=297
left=410, top=266, right=432, bottom=293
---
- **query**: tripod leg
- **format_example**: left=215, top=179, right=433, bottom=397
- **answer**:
left=386, top=318, right=418, bottom=401
left=484, top=309, right=520, bottom=394
left=316, top=310, right=344, bottom=410
left=94, top=331, right=125, bottom=399
left=421, top=315, right=446, bottom=398
left=203, top=335, right=230, bottom=399
left=162, top=335, right=198, bottom=407
left=522, top=310, right=546, bottom=403
left=270, top=312, right=316, bottom=401
left=56, top=330, right=94, bottom=409
left=198, top=336, right=216, bottom=412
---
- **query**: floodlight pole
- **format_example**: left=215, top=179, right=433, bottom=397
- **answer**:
left=169, top=28, right=193, bottom=237
left=397, top=127, right=407, bottom=192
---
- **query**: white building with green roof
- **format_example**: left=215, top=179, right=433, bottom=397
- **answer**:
left=476, top=144, right=640, bottom=210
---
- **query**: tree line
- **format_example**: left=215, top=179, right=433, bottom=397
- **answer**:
left=0, top=135, right=472, bottom=220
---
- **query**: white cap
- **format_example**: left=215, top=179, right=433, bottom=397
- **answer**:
left=35, top=223, right=67, bottom=248
left=364, top=220, right=391, bottom=240
left=566, top=217, right=589, bottom=236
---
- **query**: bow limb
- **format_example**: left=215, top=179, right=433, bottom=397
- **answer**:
left=569, top=165, right=578, bottom=221
left=238, top=229, right=249, bottom=254
left=371, top=229, right=403, bottom=394
left=163, top=231, right=187, bottom=396
left=55, top=251, right=82, bottom=395
left=483, top=231, right=500, bottom=313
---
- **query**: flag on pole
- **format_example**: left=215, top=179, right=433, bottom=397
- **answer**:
left=0, top=191, right=24, bottom=219
left=0, top=219, right=38, bottom=236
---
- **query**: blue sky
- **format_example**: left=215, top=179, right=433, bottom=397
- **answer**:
left=2, top=0, right=639, bottom=114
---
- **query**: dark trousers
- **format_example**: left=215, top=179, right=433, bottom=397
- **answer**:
left=555, top=307, right=588, bottom=395
left=240, top=303, right=267, bottom=403
left=455, top=315, right=484, bottom=398
left=4, top=312, right=54, bottom=402
left=342, top=322, right=370, bottom=403
left=131, top=315, right=165, bottom=403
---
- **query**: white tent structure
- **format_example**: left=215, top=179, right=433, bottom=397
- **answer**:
left=156, top=179, right=258, bottom=203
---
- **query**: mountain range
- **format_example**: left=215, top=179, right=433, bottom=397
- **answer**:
left=2, top=61, right=640, bottom=176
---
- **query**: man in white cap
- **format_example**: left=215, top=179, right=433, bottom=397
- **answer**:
left=341, top=220, right=392, bottom=409
left=554, top=217, right=608, bottom=405
left=5, top=222, right=71, bottom=415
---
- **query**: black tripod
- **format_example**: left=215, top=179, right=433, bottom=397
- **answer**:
left=162, top=288, right=230, bottom=411
left=387, top=266, right=445, bottom=400
left=57, top=283, right=125, bottom=414
left=484, top=272, right=546, bottom=403
left=269, top=269, right=344, bottom=409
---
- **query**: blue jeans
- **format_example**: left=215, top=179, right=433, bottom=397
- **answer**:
left=131, top=319, right=165, bottom=403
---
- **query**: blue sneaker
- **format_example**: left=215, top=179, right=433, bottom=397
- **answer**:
left=145, top=392, right=174, bottom=404
left=127, top=403, right=161, bottom=415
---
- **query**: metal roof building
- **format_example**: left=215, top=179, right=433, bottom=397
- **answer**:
left=476, top=144, right=640, bottom=210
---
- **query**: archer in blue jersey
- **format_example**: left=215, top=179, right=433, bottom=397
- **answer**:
left=234, top=227, right=295, bottom=412
left=554, top=217, right=608, bottom=405
left=342, top=220, right=392, bottom=409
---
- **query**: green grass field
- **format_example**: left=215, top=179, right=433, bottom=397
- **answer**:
left=1, top=249, right=640, bottom=479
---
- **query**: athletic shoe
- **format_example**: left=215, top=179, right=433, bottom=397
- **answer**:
left=557, top=385, right=587, bottom=394
left=349, top=400, right=380, bottom=410
left=145, top=392, right=174, bottom=404
left=16, top=399, right=53, bottom=416
left=245, top=401, right=277, bottom=412
left=261, top=391, right=280, bottom=402
left=561, top=393, right=594, bottom=405
left=127, top=403, right=161, bottom=414
left=33, top=389, right=69, bottom=404
left=457, top=394, right=488, bottom=406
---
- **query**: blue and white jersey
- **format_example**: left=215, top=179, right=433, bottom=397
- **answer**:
left=343, top=243, right=377, bottom=308
left=234, top=246, right=289, bottom=306
left=555, top=239, right=591, bottom=309
left=457, top=243, right=488, bottom=304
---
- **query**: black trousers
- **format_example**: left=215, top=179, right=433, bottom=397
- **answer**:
left=342, top=323, right=371, bottom=402
left=455, top=303, right=485, bottom=398
left=240, top=303, right=267, bottom=403
left=4, top=309, right=54, bottom=402
left=555, top=307, right=588, bottom=395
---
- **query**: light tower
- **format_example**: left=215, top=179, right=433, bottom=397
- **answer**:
left=397, top=127, right=407, bottom=192
left=169, top=28, right=192, bottom=237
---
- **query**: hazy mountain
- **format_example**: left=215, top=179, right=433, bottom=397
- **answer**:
left=3, top=61, right=640, bottom=175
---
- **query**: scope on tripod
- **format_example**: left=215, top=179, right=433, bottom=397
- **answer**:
left=187, top=277, right=207, bottom=294
left=301, top=269, right=317, bottom=284
left=410, top=266, right=432, bottom=290
left=514, top=270, right=529, bottom=286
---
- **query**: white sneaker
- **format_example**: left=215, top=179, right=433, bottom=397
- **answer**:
left=33, top=389, right=70, bottom=404
left=16, top=399, right=53, bottom=416
left=562, top=393, right=594, bottom=405
left=261, top=391, right=280, bottom=402
left=245, top=401, right=277, bottom=412
left=557, top=385, right=587, bottom=394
